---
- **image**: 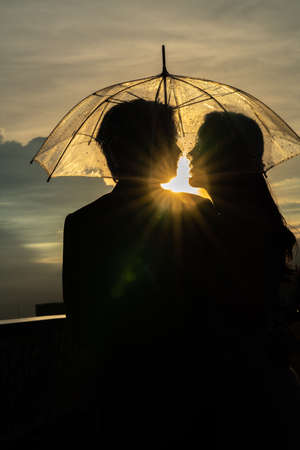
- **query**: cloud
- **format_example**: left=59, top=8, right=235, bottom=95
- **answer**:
left=22, top=242, right=62, bottom=264
left=0, top=129, right=5, bottom=144
left=1, top=0, right=300, bottom=143
left=0, top=224, right=62, bottom=318
left=279, top=202, right=300, bottom=212
left=0, top=136, right=112, bottom=318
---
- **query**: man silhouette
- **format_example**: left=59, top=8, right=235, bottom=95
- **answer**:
left=62, top=100, right=216, bottom=445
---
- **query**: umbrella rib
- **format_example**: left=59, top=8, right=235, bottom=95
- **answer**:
left=173, top=74, right=241, bottom=90
left=174, top=98, right=218, bottom=110
left=127, top=92, right=147, bottom=101
left=170, top=75, right=228, bottom=112
left=106, top=99, right=124, bottom=104
left=93, top=93, right=123, bottom=103
left=46, top=76, right=159, bottom=181
left=267, top=149, right=300, bottom=172
left=155, top=78, right=163, bottom=102
left=167, top=79, right=172, bottom=104
left=175, top=91, right=237, bottom=110
left=174, top=93, right=209, bottom=109
left=30, top=93, right=96, bottom=165
left=170, top=78, right=185, bottom=138
left=77, top=133, right=97, bottom=139
left=88, top=102, right=109, bottom=145
left=253, top=111, right=288, bottom=167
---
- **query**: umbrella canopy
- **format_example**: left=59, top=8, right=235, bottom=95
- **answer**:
left=31, top=47, right=300, bottom=184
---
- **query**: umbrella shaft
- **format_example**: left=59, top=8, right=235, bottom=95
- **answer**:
left=162, top=45, right=168, bottom=104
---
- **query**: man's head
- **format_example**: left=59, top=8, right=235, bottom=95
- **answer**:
left=96, top=99, right=180, bottom=183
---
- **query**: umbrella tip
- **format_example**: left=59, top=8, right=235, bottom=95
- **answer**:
left=162, top=44, right=167, bottom=75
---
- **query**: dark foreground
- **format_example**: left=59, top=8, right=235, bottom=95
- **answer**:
left=1, top=316, right=300, bottom=444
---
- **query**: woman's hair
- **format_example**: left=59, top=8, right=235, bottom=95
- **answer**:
left=195, top=111, right=264, bottom=174
left=96, top=99, right=177, bottom=181
left=255, top=174, right=296, bottom=273
left=197, top=111, right=296, bottom=274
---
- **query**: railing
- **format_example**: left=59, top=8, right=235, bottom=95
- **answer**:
left=0, top=314, right=66, bottom=326
left=2, top=315, right=300, bottom=440
left=0, top=315, right=70, bottom=440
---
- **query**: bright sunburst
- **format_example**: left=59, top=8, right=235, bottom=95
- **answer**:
left=161, top=155, right=198, bottom=194
left=161, top=155, right=210, bottom=199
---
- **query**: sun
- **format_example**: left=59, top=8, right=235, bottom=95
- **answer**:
left=161, top=154, right=210, bottom=199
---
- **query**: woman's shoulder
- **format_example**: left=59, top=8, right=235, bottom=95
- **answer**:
left=170, top=191, right=215, bottom=212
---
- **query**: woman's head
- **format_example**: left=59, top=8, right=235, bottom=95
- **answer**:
left=190, top=111, right=296, bottom=273
left=96, top=99, right=180, bottom=183
left=190, top=112, right=264, bottom=188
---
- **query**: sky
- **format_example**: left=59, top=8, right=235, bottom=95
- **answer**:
left=1, top=0, right=300, bottom=318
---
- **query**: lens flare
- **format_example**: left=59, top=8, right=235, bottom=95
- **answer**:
left=161, top=155, right=210, bottom=199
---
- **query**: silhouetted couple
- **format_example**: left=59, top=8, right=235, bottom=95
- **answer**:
left=62, top=100, right=299, bottom=447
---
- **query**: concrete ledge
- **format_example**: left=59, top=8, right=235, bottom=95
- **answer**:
left=0, top=314, right=66, bottom=326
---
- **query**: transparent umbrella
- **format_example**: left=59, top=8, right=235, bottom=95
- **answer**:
left=31, top=46, right=300, bottom=184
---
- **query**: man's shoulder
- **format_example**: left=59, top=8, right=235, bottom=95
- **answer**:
left=66, top=191, right=114, bottom=225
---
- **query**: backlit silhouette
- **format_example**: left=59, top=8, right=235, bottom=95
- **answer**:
left=61, top=99, right=217, bottom=446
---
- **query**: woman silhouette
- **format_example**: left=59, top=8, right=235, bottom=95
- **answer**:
left=190, top=111, right=296, bottom=327
left=189, top=111, right=299, bottom=448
